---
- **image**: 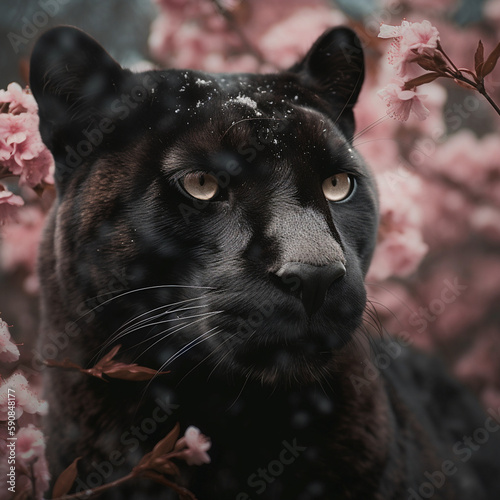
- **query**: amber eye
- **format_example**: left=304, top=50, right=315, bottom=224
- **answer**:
left=322, top=173, right=354, bottom=202
left=182, top=173, right=219, bottom=200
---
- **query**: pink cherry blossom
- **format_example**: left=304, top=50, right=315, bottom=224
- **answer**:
left=0, top=83, right=54, bottom=188
left=0, top=372, right=48, bottom=420
left=378, top=83, right=430, bottom=121
left=17, top=424, right=46, bottom=461
left=0, top=317, right=20, bottom=362
left=379, top=20, right=440, bottom=78
left=16, top=425, right=51, bottom=499
left=0, top=82, right=38, bottom=115
left=0, top=185, right=24, bottom=223
left=175, top=426, right=211, bottom=465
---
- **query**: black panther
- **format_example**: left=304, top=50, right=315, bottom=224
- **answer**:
left=30, top=25, right=500, bottom=499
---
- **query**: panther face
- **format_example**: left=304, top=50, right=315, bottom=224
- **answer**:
left=32, top=25, right=377, bottom=385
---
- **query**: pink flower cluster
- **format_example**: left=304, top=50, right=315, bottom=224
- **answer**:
left=0, top=358, right=49, bottom=498
left=0, top=371, right=48, bottom=420
left=377, top=20, right=442, bottom=121
left=378, top=82, right=430, bottom=121
left=15, top=425, right=51, bottom=499
left=0, top=317, right=19, bottom=363
left=379, top=20, right=440, bottom=78
left=0, top=82, right=54, bottom=224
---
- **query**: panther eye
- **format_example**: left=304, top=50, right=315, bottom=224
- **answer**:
left=322, top=173, right=354, bottom=202
left=182, top=173, right=219, bottom=200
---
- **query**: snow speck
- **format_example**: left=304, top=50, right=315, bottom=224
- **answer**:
left=229, top=94, right=258, bottom=109
left=195, top=78, right=211, bottom=87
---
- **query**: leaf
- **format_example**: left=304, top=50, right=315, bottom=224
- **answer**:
left=52, top=458, right=80, bottom=499
left=403, top=73, right=441, bottom=90
left=474, top=40, right=484, bottom=75
left=103, top=363, right=167, bottom=381
left=45, top=347, right=168, bottom=382
left=151, top=423, right=181, bottom=460
left=95, top=345, right=122, bottom=367
left=100, top=360, right=169, bottom=381
left=481, top=41, right=500, bottom=78
left=45, top=359, right=83, bottom=371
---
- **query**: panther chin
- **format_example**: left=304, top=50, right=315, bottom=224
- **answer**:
left=215, top=309, right=363, bottom=386
left=230, top=338, right=354, bottom=386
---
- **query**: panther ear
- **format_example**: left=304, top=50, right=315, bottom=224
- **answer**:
left=30, top=26, right=126, bottom=163
left=290, top=27, right=364, bottom=140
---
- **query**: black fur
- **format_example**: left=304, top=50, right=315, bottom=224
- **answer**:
left=30, top=26, right=500, bottom=499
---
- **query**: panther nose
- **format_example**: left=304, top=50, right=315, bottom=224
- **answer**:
left=275, top=262, right=346, bottom=317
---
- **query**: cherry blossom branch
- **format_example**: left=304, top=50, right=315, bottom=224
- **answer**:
left=378, top=20, right=500, bottom=120
left=436, top=41, right=500, bottom=115
left=50, top=423, right=210, bottom=500
left=52, top=468, right=195, bottom=500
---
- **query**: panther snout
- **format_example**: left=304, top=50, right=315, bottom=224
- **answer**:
left=275, top=261, right=346, bottom=316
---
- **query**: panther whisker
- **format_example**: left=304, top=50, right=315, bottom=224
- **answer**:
left=178, top=330, right=241, bottom=385
left=352, top=137, right=397, bottom=149
left=227, top=375, right=250, bottom=411
left=160, top=327, right=222, bottom=369
left=110, top=304, right=212, bottom=344
left=95, top=304, right=215, bottom=360
left=112, top=295, right=210, bottom=339
left=351, top=115, right=389, bottom=143
left=365, top=282, right=417, bottom=315
left=362, top=301, right=387, bottom=340
left=135, top=311, right=223, bottom=360
left=149, top=328, right=222, bottom=386
left=207, top=347, right=238, bottom=382
left=77, top=284, right=214, bottom=323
